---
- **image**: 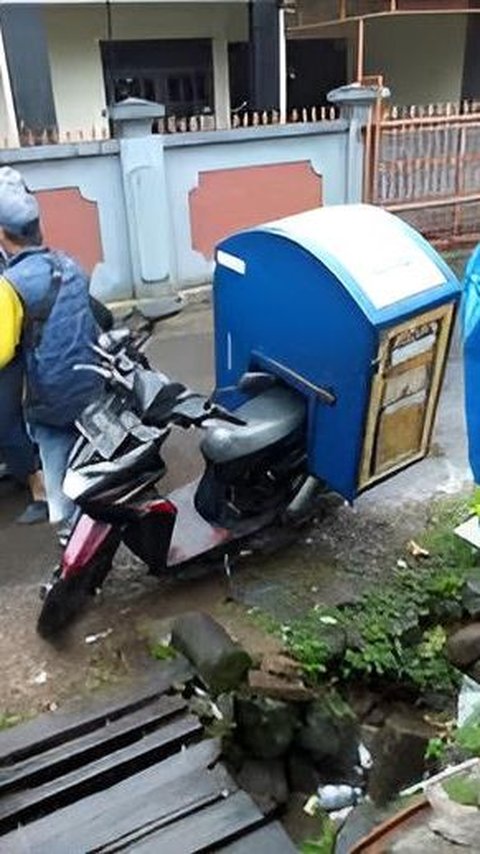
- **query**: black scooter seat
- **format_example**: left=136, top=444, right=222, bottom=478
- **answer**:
left=200, top=387, right=305, bottom=464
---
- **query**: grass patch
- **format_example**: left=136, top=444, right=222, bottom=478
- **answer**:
left=149, top=642, right=177, bottom=662
left=0, top=712, right=27, bottom=731
left=251, top=496, right=479, bottom=695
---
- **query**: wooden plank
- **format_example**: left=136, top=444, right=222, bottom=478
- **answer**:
left=0, top=694, right=187, bottom=796
left=63, top=768, right=232, bottom=853
left=121, top=790, right=265, bottom=853
left=218, top=822, right=297, bottom=853
left=0, top=658, right=192, bottom=766
left=2, top=759, right=233, bottom=853
left=0, top=716, right=203, bottom=834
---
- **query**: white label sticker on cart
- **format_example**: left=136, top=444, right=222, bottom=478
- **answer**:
left=216, top=250, right=246, bottom=276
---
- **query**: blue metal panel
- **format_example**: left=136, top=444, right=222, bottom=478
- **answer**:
left=213, top=231, right=376, bottom=499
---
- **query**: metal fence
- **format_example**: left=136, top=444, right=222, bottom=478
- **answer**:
left=365, top=100, right=480, bottom=247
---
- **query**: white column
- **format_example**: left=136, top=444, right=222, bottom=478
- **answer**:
left=212, top=37, right=231, bottom=130
left=0, top=24, right=19, bottom=146
left=279, top=7, right=287, bottom=123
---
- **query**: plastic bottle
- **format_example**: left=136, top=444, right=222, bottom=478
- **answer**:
left=316, top=784, right=363, bottom=812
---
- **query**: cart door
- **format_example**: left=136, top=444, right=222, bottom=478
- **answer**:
left=358, top=303, right=455, bottom=489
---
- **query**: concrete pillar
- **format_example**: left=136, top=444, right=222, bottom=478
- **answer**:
left=328, top=82, right=390, bottom=204
left=249, top=0, right=280, bottom=111
left=212, top=37, right=231, bottom=130
left=109, top=97, right=172, bottom=299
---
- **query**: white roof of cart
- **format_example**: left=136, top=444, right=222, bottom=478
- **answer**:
left=261, top=204, right=448, bottom=311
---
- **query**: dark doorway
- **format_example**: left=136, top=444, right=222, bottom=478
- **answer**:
left=228, top=37, right=347, bottom=113
left=462, top=15, right=480, bottom=101
left=229, top=42, right=250, bottom=112
left=287, top=39, right=347, bottom=110
left=101, top=39, right=213, bottom=117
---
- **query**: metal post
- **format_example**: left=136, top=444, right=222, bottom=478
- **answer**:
left=279, top=5, right=287, bottom=123
left=356, top=18, right=365, bottom=83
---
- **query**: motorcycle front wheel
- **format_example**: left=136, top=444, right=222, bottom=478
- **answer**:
left=37, top=537, right=118, bottom=639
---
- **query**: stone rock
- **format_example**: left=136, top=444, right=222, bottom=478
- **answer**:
left=316, top=623, right=348, bottom=664
left=347, top=688, right=379, bottom=721
left=236, top=758, right=288, bottom=814
left=261, top=653, right=303, bottom=680
left=360, top=723, right=381, bottom=757
left=296, top=692, right=359, bottom=776
left=171, top=612, right=251, bottom=693
left=446, top=623, right=480, bottom=669
left=430, top=598, right=463, bottom=624
left=282, top=792, right=325, bottom=846
left=248, top=669, right=314, bottom=703
left=468, top=661, right=480, bottom=684
left=286, top=749, right=322, bottom=793
left=364, top=700, right=391, bottom=728
left=462, top=572, right=480, bottom=619
left=368, top=710, right=435, bottom=805
left=235, top=694, right=297, bottom=759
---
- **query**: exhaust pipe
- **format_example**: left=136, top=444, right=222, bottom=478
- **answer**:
left=285, top=475, right=322, bottom=521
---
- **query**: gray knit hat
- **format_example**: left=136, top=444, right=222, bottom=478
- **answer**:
left=0, top=166, right=27, bottom=190
left=0, top=180, right=39, bottom=236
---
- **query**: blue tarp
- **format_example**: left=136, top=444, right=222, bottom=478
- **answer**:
left=463, top=244, right=480, bottom=483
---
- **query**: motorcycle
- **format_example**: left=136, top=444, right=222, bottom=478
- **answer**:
left=37, top=305, right=320, bottom=638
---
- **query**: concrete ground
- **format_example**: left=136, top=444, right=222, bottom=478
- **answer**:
left=0, top=300, right=472, bottom=717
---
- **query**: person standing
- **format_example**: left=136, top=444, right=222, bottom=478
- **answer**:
left=0, top=168, right=47, bottom=524
left=0, top=178, right=102, bottom=526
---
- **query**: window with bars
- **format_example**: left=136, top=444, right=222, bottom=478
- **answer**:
left=101, top=40, right=213, bottom=117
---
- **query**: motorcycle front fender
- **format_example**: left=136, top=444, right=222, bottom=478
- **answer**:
left=122, top=498, right=177, bottom=576
left=61, top=515, right=117, bottom=581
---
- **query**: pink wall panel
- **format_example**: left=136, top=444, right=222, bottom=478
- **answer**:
left=36, top=188, right=103, bottom=274
left=189, top=161, right=322, bottom=259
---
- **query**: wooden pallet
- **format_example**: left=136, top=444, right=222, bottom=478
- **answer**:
left=0, top=661, right=295, bottom=853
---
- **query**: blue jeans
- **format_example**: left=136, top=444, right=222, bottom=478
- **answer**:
left=29, top=423, right=77, bottom=523
left=0, top=358, right=36, bottom=484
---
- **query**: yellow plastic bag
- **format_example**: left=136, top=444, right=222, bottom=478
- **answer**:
left=0, top=276, right=23, bottom=368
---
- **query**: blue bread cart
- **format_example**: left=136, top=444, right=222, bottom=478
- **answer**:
left=213, top=204, right=461, bottom=501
